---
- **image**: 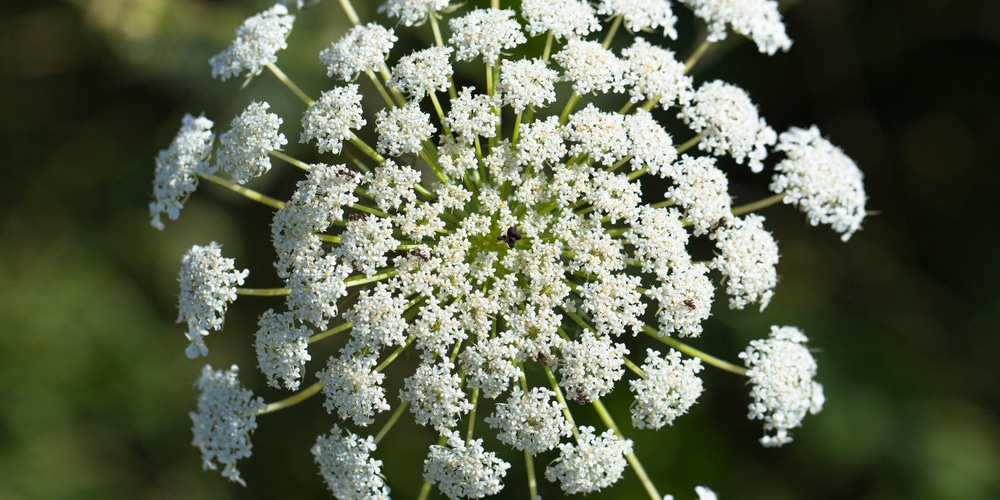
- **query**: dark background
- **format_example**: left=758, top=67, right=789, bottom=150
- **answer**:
left=1, top=0, right=998, bottom=498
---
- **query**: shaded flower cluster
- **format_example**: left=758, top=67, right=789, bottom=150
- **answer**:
left=152, top=0, right=866, bottom=497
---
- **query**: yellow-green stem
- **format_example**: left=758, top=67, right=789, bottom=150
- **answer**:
left=270, top=149, right=310, bottom=171
left=524, top=450, right=538, bottom=499
left=373, top=400, right=409, bottom=445
left=336, top=0, right=361, bottom=25
left=349, top=133, right=386, bottom=164
left=732, top=192, right=786, bottom=215
left=643, top=325, right=747, bottom=375
left=544, top=366, right=580, bottom=440
left=266, top=63, right=312, bottom=106
left=259, top=380, right=322, bottom=414
left=346, top=268, right=398, bottom=288
left=623, top=356, right=645, bottom=378
left=466, top=388, right=480, bottom=442
left=676, top=130, right=706, bottom=155
left=201, top=174, right=284, bottom=209
left=684, top=38, right=713, bottom=74
left=591, top=399, right=661, bottom=500
left=367, top=68, right=397, bottom=108
left=236, top=287, right=289, bottom=296
left=559, top=93, right=581, bottom=125
left=602, top=15, right=622, bottom=49
left=310, top=321, right=353, bottom=344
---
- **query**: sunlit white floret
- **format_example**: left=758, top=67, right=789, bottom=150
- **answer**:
left=319, top=353, right=389, bottom=427
left=740, top=325, right=825, bottom=447
left=679, top=80, right=776, bottom=172
left=555, top=39, right=628, bottom=95
left=679, top=0, right=792, bottom=55
left=320, top=23, right=396, bottom=81
left=254, top=308, right=311, bottom=390
left=448, top=8, right=526, bottom=64
left=520, top=0, right=600, bottom=40
left=711, top=214, right=779, bottom=311
left=400, top=360, right=473, bottom=431
left=622, top=38, right=693, bottom=109
left=598, top=0, right=678, bottom=38
left=209, top=4, right=295, bottom=81
left=772, top=125, right=867, bottom=241
left=389, top=46, right=454, bottom=101
left=498, top=58, right=558, bottom=113
left=300, top=85, right=366, bottom=155
left=545, top=426, right=633, bottom=494
left=486, top=386, right=573, bottom=454
left=424, top=430, right=511, bottom=499
left=216, top=101, right=286, bottom=184
left=375, top=102, right=436, bottom=156
left=380, top=0, right=450, bottom=26
left=630, top=348, right=704, bottom=429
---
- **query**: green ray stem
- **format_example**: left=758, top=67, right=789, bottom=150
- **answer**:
left=591, top=399, right=661, bottom=500
left=259, top=380, right=322, bottom=415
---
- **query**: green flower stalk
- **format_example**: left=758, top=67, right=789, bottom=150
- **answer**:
left=151, top=0, right=867, bottom=497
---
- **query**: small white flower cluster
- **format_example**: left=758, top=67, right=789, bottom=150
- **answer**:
left=772, top=125, right=867, bottom=241
left=312, top=425, right=390, bottom=499
left=176, top=242, right=249, bottom=359
left=189, top=364, right=266, bottom=486
left=740, top=326, right=825, bottom=447
left=216, top=101, right=287, bottom=184
left=630, top=348, right=704, bottom=429
left=209, top=4, right=294, bottom=81
left=157, top=0, right=868, bottom=496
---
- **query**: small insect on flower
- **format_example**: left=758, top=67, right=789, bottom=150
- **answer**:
left=684, top=299, right=697, bottom=311
left=709, top=216, right=728, bottom=234
left=497, top=226, right=523, bottom=248
left=410, top=249, right=430, bottom=261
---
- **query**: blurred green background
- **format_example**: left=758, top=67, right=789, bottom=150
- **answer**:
left=2, top=0, right=998, bottom=498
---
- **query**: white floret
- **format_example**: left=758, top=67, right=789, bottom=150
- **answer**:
left=254, top=308, right=312, bottom=390
left=448, top=8, right=526, bottom=64
left=312, top=425, right=390, bottom=499
left=177, top=242, right=249, bottom=359
left=679, top=0, right=792, bottom=55
left=150, top=113, right=215, bottom=230
left=300, top=84, right=366, bottom=155
left=217, top=101, right=286, bottom=184
left=630, top=348, right=704, bottom=429
left=209, top=4, right=295, bottom=81
left=545, top=426, right=633, bottom=494
left=320, top=23, right=396, bottom=81
left=710, top=214, right=780, bottom=311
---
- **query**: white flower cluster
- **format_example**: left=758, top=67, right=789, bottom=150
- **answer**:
left=176, top=242, right=248, bottom=359
left=312, top=425, right=390, bottom=499
left=740, top=326, right=825, bottom=447
left=155, top=0, right=867, bottom=496
left=189, top=364, right=266, bottom=486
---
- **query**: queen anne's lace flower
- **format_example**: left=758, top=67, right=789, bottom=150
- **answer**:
left=545, top=426, right=633, bottom=494
left=177, top=242, right=249, bottom=359
left=740, top=326, right=825, bottom=447
left=190, top=364, right=266, bottom=486
left=680, top=80, right=777, bottom=172
left=159, top=0, right=864, bottom=494
left=630, top=348, right=704, bottom=429
left=312, top=425, right=391, bottom=499
left=320, top=23, right=396, bottom=81
left=424, top=430, right=511, bottom=499
left=216, top=101, right=286, bottom=184
left=150, top=113, right=215, bottom=230
left=254, top=308, right=311, bottom=390
left=209, top=4, right=294, bottom=81
left=772, top=125, right=867, bottom=241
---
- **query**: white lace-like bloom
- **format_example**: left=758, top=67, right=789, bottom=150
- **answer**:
left=564, top=104, right=630, bottom=166
left=624, top=206, right=690, bottom=278
left=630, top=348, right=704, bottom=429
left=209, top=4, right=295, bottom=81
left=150, top=113, right=215, bottom=230
left=300, top=84, right=366, bottom=155
left=626, top=109, right=678, bottom=176
left=334, top=214, right=399, bottom=278
left=497, top=58, right=558, bottom=113
left=665, top=155, right=732, bottom=235
left=320, top=23, right=396, bottom=81
left=380, top=0, right=449, bottom=26
left=389, top=46, right=453, bottom=101
left=597, top=0, right=677, bottom=38
left=375, top=102, right=436, bottom=156
left=364, top=160, right=421, bottom=212
left=680, top=80, right=776, bottom=172
left=646, top=261, right=714, bottom=337
left=740, top=325, right=825, bottom=447
left=286, top=254, right=353, bottom=329
left=400, top=361, right=473, bottom=431
left=190, top=364, right=266, bottom=487
left=177, top=242, right=249, bottom=359
left=679, top=0, right=791, bottom=55
left=217, top=101, right=286, bottom=184
left=320, top=354, right=390, bottom=427
left=545, top=426, right=633, bottom=494
left=409, top=297, right=467, bottom=361
left=342, top=282, right=409, bottom=354
left=622, top=38, right=693, bottom=109
left=711, top=214, right=779, bottom=311
left=459, top=335, right=522, bottom=399
left=514, top=116, right=566, bottom=167
left=445, top=87, right=498, bottom=144
left=557, top=332, right=628, bottom=404
left=521, top=0, right=599, bottom=40
left=448, top=8, right=526, bottom=64
left=254, top=308, right=312, bottom=390
left=555, top=39, right=628, bottom=95
left=772, top=125, right=867, bottom=241
left=486, top=386, right=572, bottom=454
left=579, top=272, right=645, bottom=337
left=312, top=425, right=390, bottom=499
left=424, top=430, right=511, bottom=499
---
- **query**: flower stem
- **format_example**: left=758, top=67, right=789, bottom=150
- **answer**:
left=466, top=388, right=480, bottom=442
left=684, top=38, right=713, bottom=74
left=373, top=400, right=409, bottom=445
left=200, top=174, right=284, bottom=209
left=266, top=63, right=312, bottom=106
left=259, top=379, right=322, bottom=415
left=346, top=268, right=398, bottom=288
left=270, top=149, right=310, bottom=171
left=676, top=130, right=706, bottom=155
left=524, top=449, right=538, bottom=499
left=559, top=93, right=581, bottom=125
left=310, top=321, right=352, bottom=344
left=236, top=287, right=289, bottom=296
left=591, top=399, right=661, bottom=500
left=544, top=366, right=580, bottom=440
left=602, top=15, right=623, bottom=50
left=732, top=192, right=786, bottom=215
left=336, top=0, right=361, bottom=25
left=642, top=324, right=747, bottom=375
